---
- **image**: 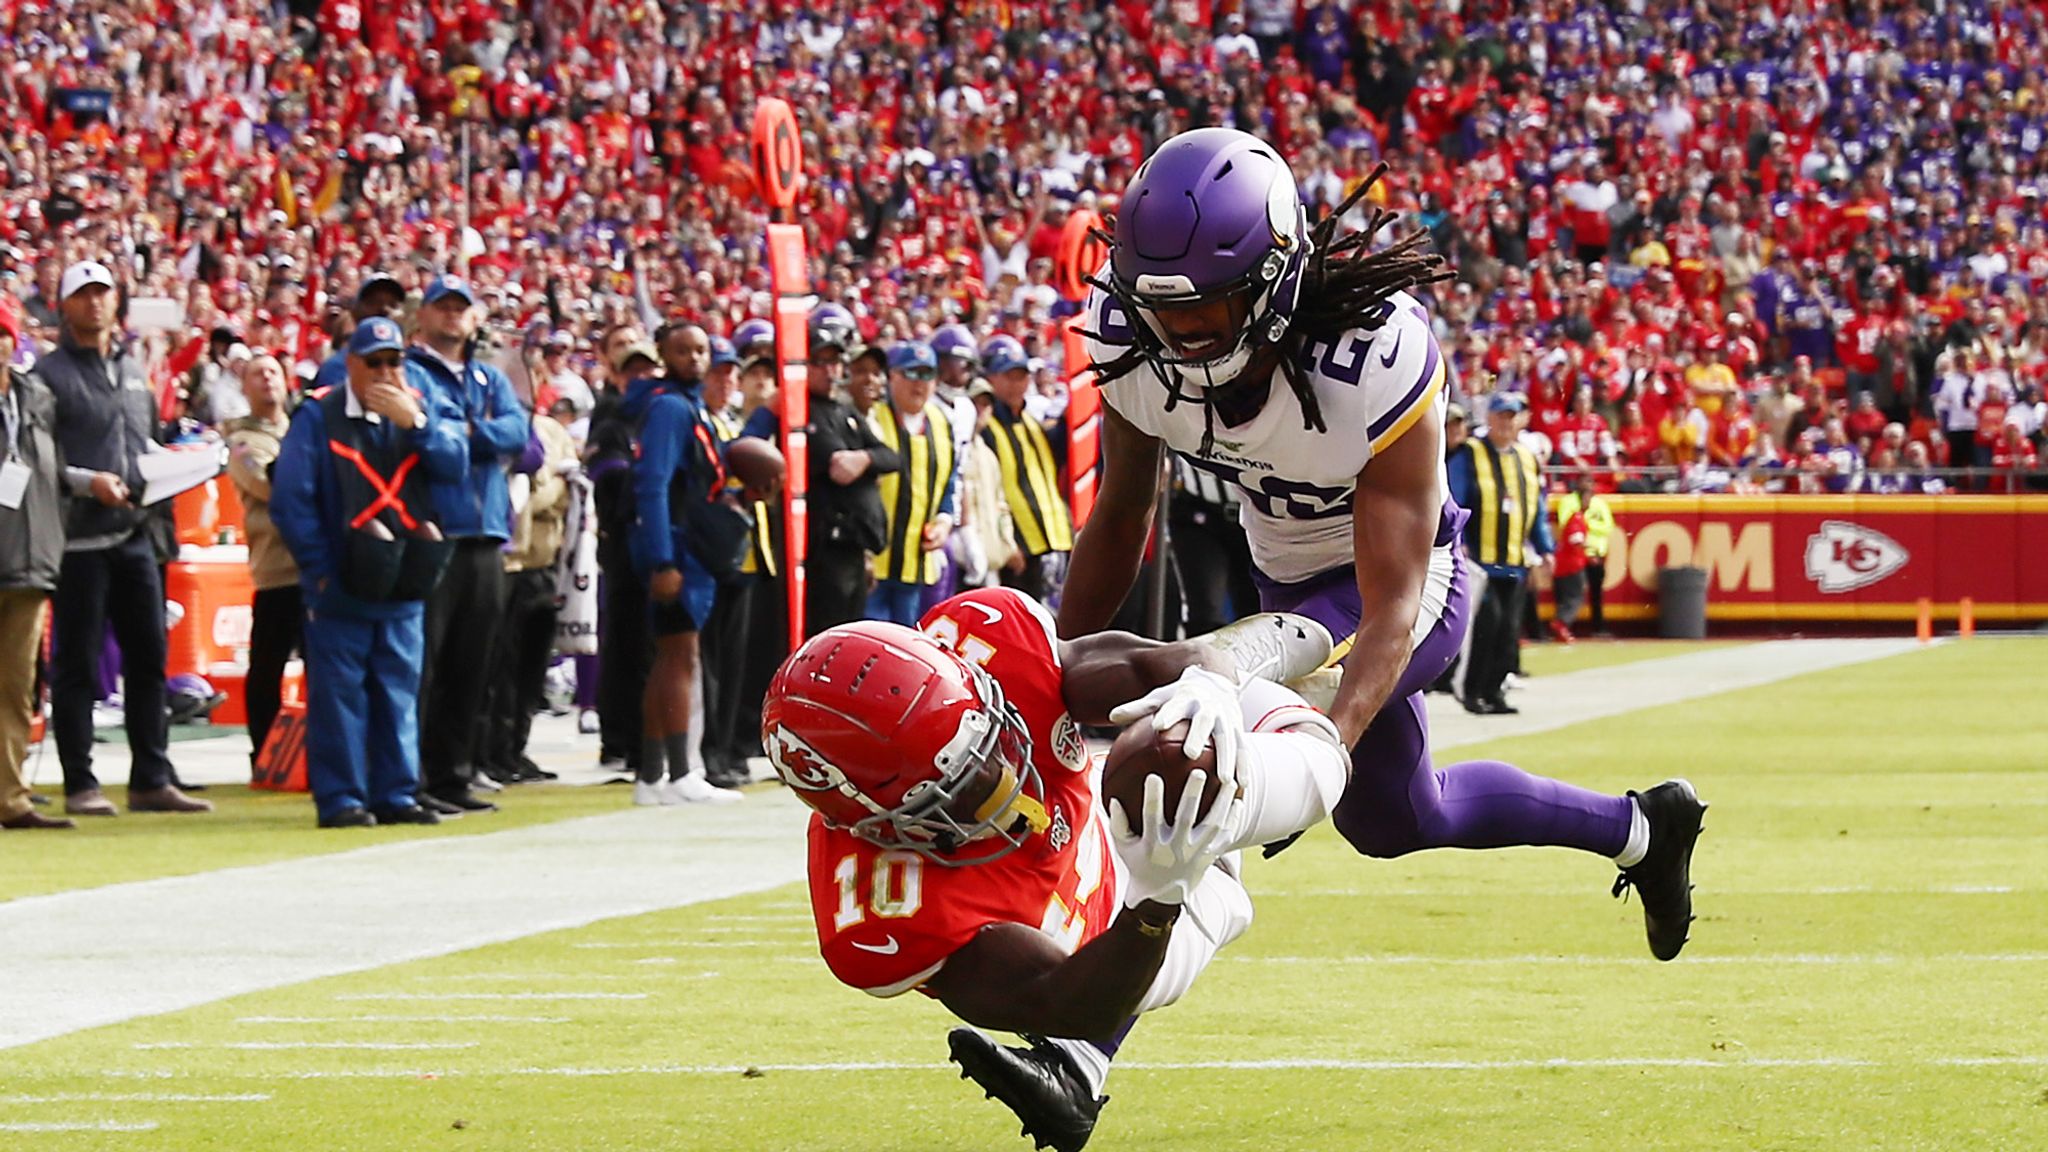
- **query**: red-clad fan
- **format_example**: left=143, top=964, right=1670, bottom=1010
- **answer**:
left=1553, top=385, right=1618, bottom=471
left=1616, top=402, right=1660, bottom=470
left=1709, top=394, right=1760, bottom=469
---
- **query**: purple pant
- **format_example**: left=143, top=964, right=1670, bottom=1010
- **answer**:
left=1256, top=544, right=1631, bottom=860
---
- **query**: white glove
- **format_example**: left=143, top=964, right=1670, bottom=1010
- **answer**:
left=1109, top=666, right=1243, bottom=793
left=1108, top=771, right=1244, bottom=907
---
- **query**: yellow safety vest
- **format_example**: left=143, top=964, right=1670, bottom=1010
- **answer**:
left=871, top=400, right=956, bottom=585
left=1554, top=490, right=1615, bottom=560
left=1462, top=438, right=1542, bottom=568
left=983, top=404, right=1073, bottom=558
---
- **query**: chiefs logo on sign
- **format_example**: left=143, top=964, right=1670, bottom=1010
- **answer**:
left=1804, top=521, right=1910, bottom=594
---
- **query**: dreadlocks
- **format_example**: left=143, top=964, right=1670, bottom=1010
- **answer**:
left=1082, top=163, right=1456, bottom=457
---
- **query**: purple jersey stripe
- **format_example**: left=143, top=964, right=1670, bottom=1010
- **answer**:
left=1366, top=328, right=1440, bottom=443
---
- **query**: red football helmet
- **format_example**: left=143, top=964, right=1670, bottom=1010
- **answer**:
left=762, top=621, right=1050, bottom=866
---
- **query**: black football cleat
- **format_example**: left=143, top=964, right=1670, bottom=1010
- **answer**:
left=1612, top=778, right=1708, bottom=961
left=947, top=1028, right=1104, bottom=1152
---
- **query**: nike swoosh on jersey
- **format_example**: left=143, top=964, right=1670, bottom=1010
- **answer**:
left=965, top=601, right=1004, bottom=624
left=850, top=936, right=901, bottom=955
left=1378, top=329, right=1403, bottom=369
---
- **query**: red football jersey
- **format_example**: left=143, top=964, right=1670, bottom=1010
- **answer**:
left=806, top=588, right=1123, bottom=997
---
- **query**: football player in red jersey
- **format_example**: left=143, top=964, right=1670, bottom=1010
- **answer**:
left=765, top=587, right=1345, bottom=1152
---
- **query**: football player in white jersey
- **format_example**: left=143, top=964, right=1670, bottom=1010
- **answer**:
left=1057, top=128, right=1707, bottom=961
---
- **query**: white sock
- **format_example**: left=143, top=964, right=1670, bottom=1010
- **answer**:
left=1613, top=797, right=1650, bottom=868
left=1043, top=1035, right=1111, bottom=1097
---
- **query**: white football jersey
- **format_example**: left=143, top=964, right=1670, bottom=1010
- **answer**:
left=1089, top=289, right=1452, bottom=584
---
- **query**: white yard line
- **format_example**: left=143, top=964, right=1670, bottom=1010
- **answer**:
left=135, top=1041, right=477, bottom=1051
left=236, top=1015, right=569, bottom=1025
left=333, top=992, right=650, bottom=1002
left=0, top=1094, right=268, bottom=1104
left=0, top=1121, right=161, bottom=1132
left=91, top=1055, right=2048, bottom=1080
left=0, top=638, right=1927, bottom=1052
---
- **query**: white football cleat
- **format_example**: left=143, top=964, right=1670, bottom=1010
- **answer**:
left=1281, top=666, right=1343, bottom=713
left=670, top=773, right=744, bottom=805
left=1203, top=612, right=1335, bottom=684
left=632, top=780, right=671, bottom=807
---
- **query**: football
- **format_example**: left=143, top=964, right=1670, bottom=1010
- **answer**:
left=1100, top=719, right=1223, bottom=830
left=726, top=435, right=787, bottom=496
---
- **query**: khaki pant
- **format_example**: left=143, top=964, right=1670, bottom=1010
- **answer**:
left=0, top=588, right=48, bottom=820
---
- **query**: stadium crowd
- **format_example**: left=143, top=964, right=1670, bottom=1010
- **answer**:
left=3, top=0, right=2048, bottom=827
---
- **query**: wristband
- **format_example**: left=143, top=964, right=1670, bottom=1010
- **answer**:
left=1129, top=903, right=1181, bottom=937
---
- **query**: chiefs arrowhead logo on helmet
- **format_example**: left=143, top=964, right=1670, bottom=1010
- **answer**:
left=762, top=620, right=1051, bottom=865
left=1804, top=520, right=1909, bottom=594
left=765, top=725, right=848, bottom=794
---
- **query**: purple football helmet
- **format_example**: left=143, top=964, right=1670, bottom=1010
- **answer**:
left=809, top=303, right=858, bottom=354
left=1108, top=128, right=1311, bottom=390
left=733, top=318, right=774, bottom=353
left=931, top=323, right=979, bottom=365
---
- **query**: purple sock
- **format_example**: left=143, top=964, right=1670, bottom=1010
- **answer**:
left=1331, top=694, right=1632, bottom=859
left=1090, top=1015, right=1137, bottom=1061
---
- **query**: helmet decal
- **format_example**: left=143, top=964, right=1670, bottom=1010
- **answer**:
left=763, top=621, right=1050, bottom=866
left=766, top=725, right=848, bottom=793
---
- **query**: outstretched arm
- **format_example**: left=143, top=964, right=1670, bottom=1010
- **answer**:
left=1328, top=406, right=1443, bottom=748
left=1055, top=404, right=1162, bottom=639
left=925, top=911, right=1179, bottom=1042
left=1057, top=630, right=1234, bottom=726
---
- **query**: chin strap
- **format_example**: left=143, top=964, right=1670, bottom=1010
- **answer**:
left=973, top=763, right=1051, bottom=837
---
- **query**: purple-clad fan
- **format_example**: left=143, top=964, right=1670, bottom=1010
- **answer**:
left=1059, top=126, right=1707, bottom=951
left=732, top=318, right=775, bottom=361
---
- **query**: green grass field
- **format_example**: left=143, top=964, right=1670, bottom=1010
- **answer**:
left=6, top=639, right=2045, bottom=1150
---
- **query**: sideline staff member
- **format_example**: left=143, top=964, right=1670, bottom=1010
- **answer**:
left=272, top=318, right=467, bottom=828
left=37, top=260, right=207, bottom=816
left=1448, top=392, right=1553, bottom=715
left=0, top=310, right=72, bottom=829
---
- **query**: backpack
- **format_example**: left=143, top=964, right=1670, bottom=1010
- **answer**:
left=629, top=385, right=752, bottom=581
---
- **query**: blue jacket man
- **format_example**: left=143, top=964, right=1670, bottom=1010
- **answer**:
left=402, top=275, right=532, bottom=812
left=403, top=277, right=528, bottom=541
left=624, top=368, right=719, bottom=632
left=620, top=325, right=742, bottom=806
left=271, top=317, right=468, bottom=827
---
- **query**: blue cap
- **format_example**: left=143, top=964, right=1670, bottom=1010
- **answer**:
left=981, top=335, right=1028, bottom=376
left=709, top=335, right=741, bottom=367
left=1488, top=391, right=1527, bottom=415
left=347, top=317, right=405, bottom=357
left=887, top=342, right=938, bottom=374
left=423, top=275, right=475, bottom=306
